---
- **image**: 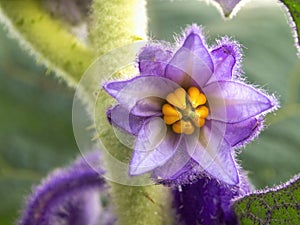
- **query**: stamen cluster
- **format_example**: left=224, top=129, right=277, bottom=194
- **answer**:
left=162, top=87, right=209, bottom=134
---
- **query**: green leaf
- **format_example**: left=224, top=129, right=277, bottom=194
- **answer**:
left=234, top=175, right=300, bottom=225
left=279, top=0, right=300, bottom=56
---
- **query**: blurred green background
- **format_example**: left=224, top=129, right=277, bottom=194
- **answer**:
left=0, top=0, right=299, bottom=224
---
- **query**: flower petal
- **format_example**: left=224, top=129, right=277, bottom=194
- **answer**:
left=130, top=119, right=180, bottom=175
left=204, top=81, right=277, bottom=123
left=165, top=27, right=213, bottom=87
left=130, top=97, right=164, bottom=117
left=216, top=117, right=264, bottom=148
left=138, top=44, right=173, bottom=77
left=105, top=76, right=180, bottom=110
left=103, top=77, right=134, bottom=99
left=187, top=125, right=239, bottom=185
left=208, top=39, right=241, bottom=83
left=152, top=136, right=194, bottom=180
left=107, top=105, right=146, bottom=135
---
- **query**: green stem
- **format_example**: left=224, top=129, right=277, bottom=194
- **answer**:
left=90, top=1, right=173, bottom=225
left=89, top=0, right=147, bottom=54
left=0, top=0, right=95, bottom=87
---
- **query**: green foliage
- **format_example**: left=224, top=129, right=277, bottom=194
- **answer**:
left=280, top=0, right=300, bottom=55
left=234, top=175, right=300, bottom=225
left=0, top=0, right=95, bottom=87
left=0, top=26, right=77, bottom=225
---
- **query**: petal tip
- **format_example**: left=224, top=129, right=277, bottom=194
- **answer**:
left=260, top=92, right=280, bottom=117
left=210, top=37, right=243, bottom=80
left=177, top=24, right=205, bottom=48
left=102, top=80, right=118, bottom=98
left=138, top=43, right=173, bottom=77
left=227, top=172, right=239, bottom=185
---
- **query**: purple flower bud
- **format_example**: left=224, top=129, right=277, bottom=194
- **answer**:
left=19, top=152, right=115, bottom=225
left=172, top=172, right=252, bottom=225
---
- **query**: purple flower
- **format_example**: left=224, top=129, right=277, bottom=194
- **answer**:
left=19, top=152, right=116, bottom=225
left=104, top=24, right=278, bottom=186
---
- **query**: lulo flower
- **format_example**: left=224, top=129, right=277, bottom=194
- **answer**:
left=104, top=24, right=278, bottom=186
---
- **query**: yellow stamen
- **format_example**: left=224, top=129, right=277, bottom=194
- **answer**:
left=162, top=86, right=209, bottom=135
left=195, top=106, right=209, bottom=119
left=188, top=86, right=206, bottom=108
left=166, top=88, right=186, bottom=110
left=193, top=117, right=206, bottom=128
left=164, top=116, right=181, bottom=125
left=162, top=104, right=182, bottom=125
left=191, top=106, right=208, bottom=128
left=172, top=120, right=195, bottom=135
left=162, top=104, right=180, bottom=116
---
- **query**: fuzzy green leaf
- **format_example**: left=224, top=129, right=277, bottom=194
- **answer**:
left=234, top=175, right=300, bottom=225
left=279, top=0, right=300, bottom=56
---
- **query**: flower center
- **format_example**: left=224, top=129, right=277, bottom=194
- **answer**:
left=162, top=87, right=209, bottom=135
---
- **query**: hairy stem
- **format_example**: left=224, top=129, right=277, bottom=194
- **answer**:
left=0, top=0, right=95, bottom=87
left=90, top=1, right=173, bottom=225
left=89, top=0, right=147, bottom=55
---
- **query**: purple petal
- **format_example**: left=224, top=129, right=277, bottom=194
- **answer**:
left=130, top=97, right=164, bottom=117
left=187, top=124, right=239, bottom=185
left=130, top=119, right=180, bottom=175
left=208, top=38, right=242, bottom=84
left=165, top=25, right=213, bottom=87
left=152, top=136, right=195, bottom=180
left=104, top=76, right=180, bottom=109
left=107, top=105, right=146, bottom=135
left=221, top=117, right=264, bottom=148
left=138, top=44, right=173, bottom=76
left=204, top=81, right=278, bottom=123
left=19, top=152, right=108, bottom=225
left=103, top=77, right=134, bottom=99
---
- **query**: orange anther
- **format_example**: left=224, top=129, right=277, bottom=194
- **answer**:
left=193, top=117, right=206, bottom=128
left=166, top=88, right=186, bottom=110
left=172, top=120, right=195, bottom=135
left=188, top=86, right=206, bottom=108
left=162, top=104, right=182, bottom=125
left=195, top=106, right=209, bottom=119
